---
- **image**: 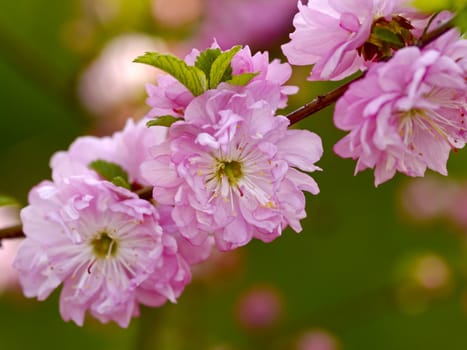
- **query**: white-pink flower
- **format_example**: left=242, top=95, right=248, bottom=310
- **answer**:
left=145, top=44, right=297, bottom=119
left=141, top=83, right=322, bottom=250
left=282, top=0, right=425, bottom=80
left=50, top=118, right=213, bottom=265
left=333, top=31, right=467, bottom=185
left=13, top=177, right=191, bottom=327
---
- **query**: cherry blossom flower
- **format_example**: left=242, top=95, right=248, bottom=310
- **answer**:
left=333, top=31, right=467, bottom=185
left=141, top=83, right=322, bottom=250
left=282, top=0, right=431, bottom=81
left=13, top=177, right=191, bottom=327
left=51, top=118, right=213, bottom=264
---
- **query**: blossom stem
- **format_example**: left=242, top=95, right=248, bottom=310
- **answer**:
left=0, top=224, right=24, bottom=242
left=287, top=80, right=355, bottom=125
left=286, top=17, right=456, bottom=125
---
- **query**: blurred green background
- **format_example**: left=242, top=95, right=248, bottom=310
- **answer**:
left=1, top=1, right=467, bottom=349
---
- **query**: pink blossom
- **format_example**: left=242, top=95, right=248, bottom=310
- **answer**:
left=282, top=0, right=425, bottom=80
left=145, top=75, right=194, bottom=119
left=13, top=177, right=191, bottom=327
left=231, top=46, right=298, bottom=108
left=141, top=83, right=322, bottom=250
left=51, top=118, right=166, bottom=187
left=145, top=44, right=297, bottom=119
left=50, top=118, right=213, bottom=264
left=333, top=32, right=467, bottom=185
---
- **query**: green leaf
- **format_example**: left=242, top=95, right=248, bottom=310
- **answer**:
left=89, top=160, right=131, bottom=190
left=134, top=52, right=207, bottom=96
left=195, top=48, right=222, bottom=78
left=110, top=176, right=131, bottom=189
left=225, top=72, right=259, bottom=86
left=373, top=27, right=404, bottom=47
left=0, top=195, right=19, bottom=207
left=146, top=115, right=182, bottom=128
left=209, top=45, right=242, bottom=89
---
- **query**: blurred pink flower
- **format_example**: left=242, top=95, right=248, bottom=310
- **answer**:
left=444, top=183, right=467, bottom=230
left=78, top=34, right=169, bottom=118
left=13, top=177, right=191, bottom=327
left=296, top=330, right=341, bottom=350
left=151, top=0, right=203, bottom=28
left=334, top=32, right=467, bottom=185
left=400, top=176, right=459, bottom=222
left=235, top=284, right=284, bottom=331
left=189, top=0, right=298, bottom=50
left=142, top=84, right=322, bottom=250
left=282, top=0, right=432, bottom=80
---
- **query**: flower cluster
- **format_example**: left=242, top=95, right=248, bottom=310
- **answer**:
left=141, top=44, right=322, bottom=250
left=333, top=30, right=467, bottom=185
left=283, top=0, right=466, bottom=185
left=142, top=84, right=322, bottom=250
left=13, top=44, right=323, bottom=326
left=8, top=0, right=466, bottom=330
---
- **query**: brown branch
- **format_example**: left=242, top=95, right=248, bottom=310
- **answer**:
left=136, top=186, right=154, bottom=201
left=286, top=16, right=456, bottom=125
left=287, top=80, right=355, bottom=125
left=0, top=224, right=25, bottom=242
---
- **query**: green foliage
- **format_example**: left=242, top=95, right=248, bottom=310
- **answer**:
left=193, top=46, right=248, bottom=88
left=134, top=53, right=207, bottom=96
left=225, top=72, right=259, bottom=86
left=89, top=160, right=131, bottom=190
left=373, top=27, right=404, bottom=48
left=412, top=0, right=466, bottom=12
left=0, top=195, right=19, bottom=207
left=194, top=48, right=222, bottom=78
left=455, top=5, right=467, bottom=31
left=209, top=45, right=241, bottom=89
left=146, top=115, right=182, bottom=127
left=135, top=46, right=250, bottom=99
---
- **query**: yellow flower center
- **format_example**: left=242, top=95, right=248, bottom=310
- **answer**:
left=92, top=232, right=118, bottom=258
